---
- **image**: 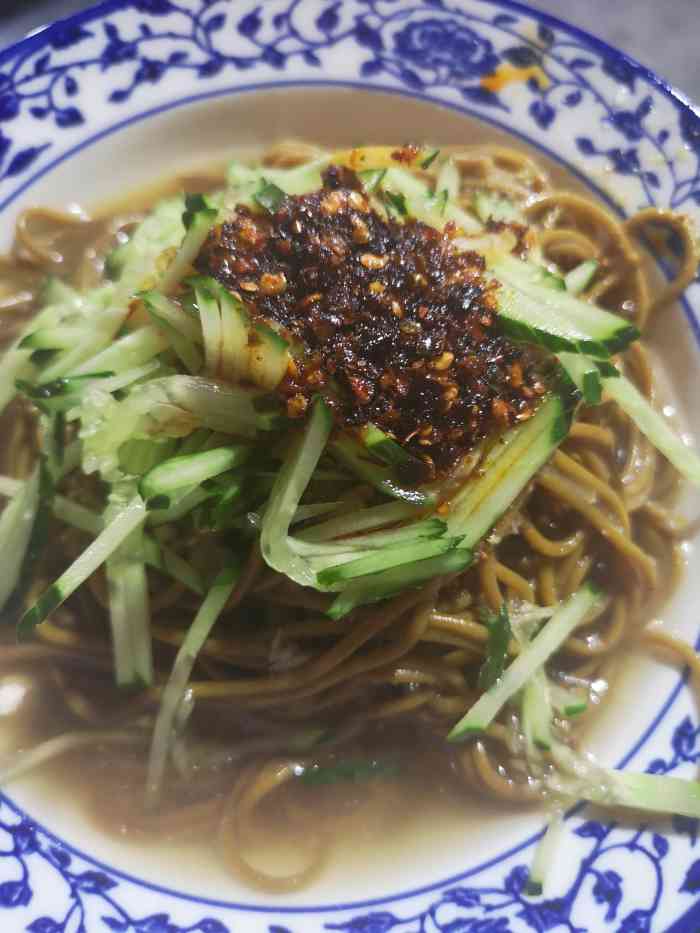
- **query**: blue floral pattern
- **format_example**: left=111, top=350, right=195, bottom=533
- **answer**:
left=0, top=0, right=699, bottom=930
left=2, top=713, right=700, bottom=931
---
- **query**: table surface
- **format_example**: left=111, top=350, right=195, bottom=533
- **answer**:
left=1, top=0, right=698, bottom=102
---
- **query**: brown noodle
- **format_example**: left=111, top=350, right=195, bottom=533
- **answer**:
left=0, top=139, right=698, bottom=891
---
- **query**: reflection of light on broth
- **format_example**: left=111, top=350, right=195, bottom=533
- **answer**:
left=0, top=679, right=28, bottom=717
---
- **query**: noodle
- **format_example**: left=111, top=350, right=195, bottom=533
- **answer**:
left=0, top=136, right=698, bottom=893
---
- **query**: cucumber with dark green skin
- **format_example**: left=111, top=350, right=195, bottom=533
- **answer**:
left=139, top=445, right=251, bottom=501
left=446, top=393, right=572, bottom=548
left=492, top=256, right=639, bottom=356
left=317, top=536, right=459, bottom=585
left=330, top=435, right=436, bottom=507
left=359, top=423, right=414, bottom=467
left=18, top=497, right=147, bottom=640
left=327, top=549, right=474, bottom=620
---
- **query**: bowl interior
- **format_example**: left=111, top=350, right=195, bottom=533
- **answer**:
left=3, top=85, right=700, bottom=907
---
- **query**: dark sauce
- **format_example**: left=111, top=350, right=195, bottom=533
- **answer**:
left=196, top=166, right=546, bottom=479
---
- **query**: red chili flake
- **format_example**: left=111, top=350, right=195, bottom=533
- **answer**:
left=195, top=165, right=546, bottom=477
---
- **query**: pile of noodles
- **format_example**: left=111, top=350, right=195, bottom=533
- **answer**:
left=1, top=139, right=699, bottom=892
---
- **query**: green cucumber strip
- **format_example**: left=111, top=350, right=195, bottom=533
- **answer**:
left=291, top=501, right=343, bottom=525
left=105, top=489, right=152, bottom=688
left=527, top=811, right=564, bottom=896
left=0, top=477, right=99, bottom=538
left=16, top=372, right=115, bottom=414
left=18, top=496, right=147, bottom=639
left=558, top=352, right=602, bottom=404
left=52, top=496, right=103, bottom=536
left=473, top=191, right=521, bottom=224
left=119, top=438, right=178, bottom=477
left=493, top=256, right=639, bottom=355
left=522, top=668, right=553, bottom=754
left=140, top=445, right=250, bottom=500
left=435, top=159, right=460, bottom=200
left=448, top=582, right=603, bottom=741
left=381, top=167, right=480, bottom=233
left=140, top=291, right=202, bottom=344
left=448, top=395, right=569, bottom=546
left=12, top=457, right=54, bottom=609
left=360, top=424, right=412, bottom=467
left=260, top=397, right=334, bottom=589
left=297, top=500, right=422, bottom=543
left=40, top=277, right=82, bottom=308
left=292, top=517, right=446, bottom=556
left=317, top=537, right=456, bottom=585
left=178, top=428, right=212, bottom=456
left=81, top=375, right=276, bottom=478
left=145, top=562, right=240, bottom=807
left=147, top=486, right=215, bottom=525
left=106, top=195, right=185, bottom=295
left=550, top=743, right=700, bottom=820
left=160, top=196, right=218, bottom=295
left=565, top=259, right=598, bottom=295
left=0, top=467, right=41, bottom=613
left=248, top=322, right=290, bottom=390
left=216, top=285, right=251, bottom=383
left=19, top=326, right=88, bottom=351
left=69, top=327, right=169, bottom=378
left=45, top=490, right=202, bottom=595
left=152, top=331, right=199, bottom=375
left=327, top=548, right=473, bottom=620
left=192, top=279, right=225, bottom=378
left=330, top=435, right=435, bottom=506
left=210, top=478, right=245, bottom=530
left=496, top=285, right=608, bottom=357
left=603, top=374, right=700, bottom=486
left=142, top=538, right=203, bottom=595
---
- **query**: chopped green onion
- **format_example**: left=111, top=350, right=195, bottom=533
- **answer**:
left=300, top=757, right=399, bottom=785
left=359, top=169, right=386, bottom=193
left=420, top=149, right=440, bottom=170
left=478, top=604, right=512, bottom=690
left=384, top=190, right=408, bottom=217
left=254, top=181, right=287, bottom=214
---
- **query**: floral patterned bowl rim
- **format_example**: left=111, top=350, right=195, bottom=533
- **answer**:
left=1, top=1, right=700, bottom=931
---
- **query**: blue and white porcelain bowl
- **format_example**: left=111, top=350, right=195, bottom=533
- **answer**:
left=1, top=2, right=700, bottom=930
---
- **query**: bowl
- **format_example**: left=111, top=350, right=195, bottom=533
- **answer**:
left=0, top=1, right=700, bottom=930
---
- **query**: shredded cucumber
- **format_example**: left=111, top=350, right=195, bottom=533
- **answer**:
left=146, top=562, right=240, bottom=807
left=449, top=583, right=603, bottom=740
left=19, top=495, right=147, bottom=640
